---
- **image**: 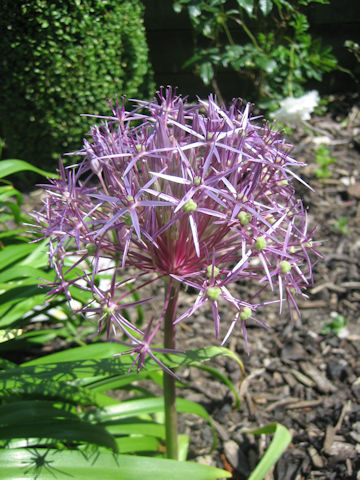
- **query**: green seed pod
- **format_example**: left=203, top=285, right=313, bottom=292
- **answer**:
left=184, top=199, right=197, bottom=212
left=207, top=286, right=222, bottom=301
left=237, top=211, right=252, bottom=226
left=240, top=306, right=252, bottom=320
left=206, top=265, right=220, bottom=279
left=266, top=214, right=275, bottom=224
left=280, top=260, right=291, bottom=274
left=86, top=244, right=97, bottom=256
left=255, top=237, right=267, bottom=250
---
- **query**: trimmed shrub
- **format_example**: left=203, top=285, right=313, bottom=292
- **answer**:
left=0, top=0, right=154, bottom=173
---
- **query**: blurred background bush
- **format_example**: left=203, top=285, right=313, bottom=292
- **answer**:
left=0, top=0, right=154, bottom=179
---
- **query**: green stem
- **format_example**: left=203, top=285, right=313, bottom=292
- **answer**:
left=211, top=77, right=225, bottom=106
left=231, top=15, right=262, bottom=51
left=222, top=20, right=235, bottom=46
left=163, top=278, right=180, bottom=459
left=288, top=42, right=295, bottom=97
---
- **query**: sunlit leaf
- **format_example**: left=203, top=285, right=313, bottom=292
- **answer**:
left=0, top=448, right=231, bottom=479
left=247, top=423, right=292, bottom=480
left=0, top=159, right=58, bottom=179
left=236, top=0, right=254, bottom=16
left=259, top=0, right=273, bottom=15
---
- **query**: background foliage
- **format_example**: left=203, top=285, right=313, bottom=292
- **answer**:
left=173, top=0, right=339, bottom=108
left=0, top=0, right=154, bottom=176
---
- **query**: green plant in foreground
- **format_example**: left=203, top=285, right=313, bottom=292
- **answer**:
left=314, top=144, right=336, bottom=179
left=0, top=342, right=291, bottom=479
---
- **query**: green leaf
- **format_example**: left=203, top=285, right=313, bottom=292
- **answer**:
left=256, top=55, right=277, bottom=73
left=0, top=421, right=117, bottom=451
left=0, top=244, right=36, bottom=271
left=200, top=62, right=214, bottom=85
left=86, top=397, right=218, bottom=451
left=0, top=400, right=78, bottom=426
left=22, top=344, right=244, bottom=371
left=19, top=240, right=49, bottom=268
left=0, top=265, right=52, bottom=283
left=0, top=345, right=244, bottom=404
left=236, top=0, right=254, bottom=16
left=189, top=4, right=201, bottom=19
left=115, top=435, right=160, bottom=453
left=1, top=373, right=117, bottom=407
left=106, top=419, right=165, bottom=438
left=0, top=159, right=58, bottom=179
left=0, top=400, right=118, bottom=451
left=0, top=288, right=46, bottom=328
left=247, top=423, right=292, bottom=480
left=259, top=0, right=273, bottom=15
left=0, top=330, right=58, bottom=352
left=0, top=449, right=231, bottom=479
left=0, top=358, right=17, bottom=370
left=173, top=3, right=183, bottom=14
left=22, top=342, right=126, bottom=366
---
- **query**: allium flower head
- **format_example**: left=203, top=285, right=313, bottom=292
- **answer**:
left=35, top=87, right=319, bottom=365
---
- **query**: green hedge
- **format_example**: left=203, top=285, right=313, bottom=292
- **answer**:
left=0, top=0, right=154, bottom=173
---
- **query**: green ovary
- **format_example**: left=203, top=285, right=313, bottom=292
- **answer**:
left=280, top=260, right=291, bottom=274
left=207, top=286, right=221, bottom=301
left=255, top=236, right=267, bottom=250
left=237, top=211, right=252, bottom=226
left=184, top=199, right=197, bottom=212
left=240, top=306, right=252, bottom=320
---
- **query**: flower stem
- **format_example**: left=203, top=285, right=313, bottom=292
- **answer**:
left=163, top=277, right=180, bottom=459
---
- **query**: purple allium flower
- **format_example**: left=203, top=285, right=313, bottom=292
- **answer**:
left=35, top=87, right=319, bottom=366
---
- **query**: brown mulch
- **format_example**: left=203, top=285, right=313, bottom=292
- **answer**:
left=173, top=96, right=360, bottom=480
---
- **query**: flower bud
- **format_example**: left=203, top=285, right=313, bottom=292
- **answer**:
left=207, top=286, right=221, bottom=301
left=183, top=199, right=197, bottom=212
left=280, top=260, right=291, bottom=274
left=255, top=237, right=267, bottom=250
left=206, top=265, right=220, bottom=279
left=240, top=306, right=252, bottom=320
left=237, top=211, right=252, bottom=226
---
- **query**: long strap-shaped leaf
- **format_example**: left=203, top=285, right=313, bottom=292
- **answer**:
left=0, top=159, right=58, bottom=179
left=0, top=448, right=231, bottom=480
left=247, top=422, right=292, bottom=480
left=85, top=397, right=218, bottom=451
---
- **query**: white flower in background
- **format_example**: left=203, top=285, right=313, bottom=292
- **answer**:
left=271, top=91, right=319, bottom=125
